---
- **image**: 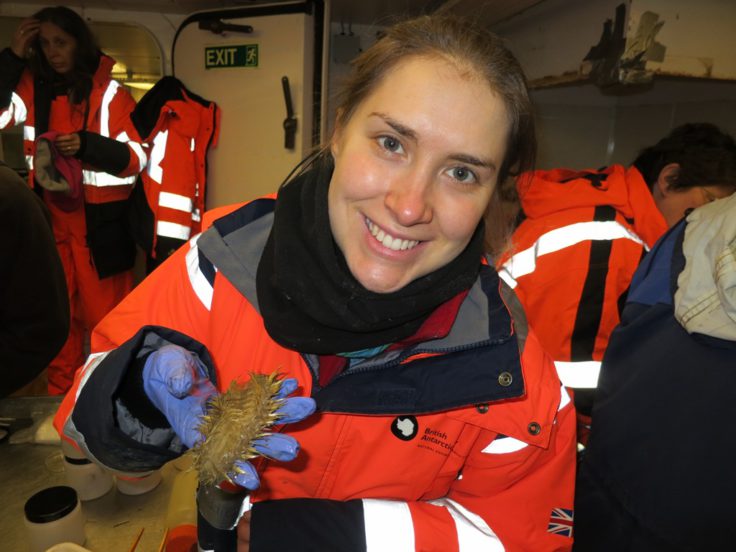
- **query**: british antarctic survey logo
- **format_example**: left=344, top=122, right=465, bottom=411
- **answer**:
left=391, top=415, right=418, bottom=441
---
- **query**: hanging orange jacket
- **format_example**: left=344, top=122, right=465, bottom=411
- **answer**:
left=55, top=198, right=576, bottom=551
left=498, top=166, right=667, bottom=408
left=128, top=76, right=221, bottom=268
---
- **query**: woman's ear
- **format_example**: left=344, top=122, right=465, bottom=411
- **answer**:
left=330, top=127, right=343, bottom=159
left=654, top=163, right=681, bottom=196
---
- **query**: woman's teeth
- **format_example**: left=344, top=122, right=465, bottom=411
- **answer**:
left=366, top=219, right=419, bottom=251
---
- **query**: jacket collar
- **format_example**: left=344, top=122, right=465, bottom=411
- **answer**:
left=198, top=199, right=527, bottom=407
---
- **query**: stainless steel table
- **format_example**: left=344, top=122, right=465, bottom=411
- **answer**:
left=0, top=396, right=177, bottom=552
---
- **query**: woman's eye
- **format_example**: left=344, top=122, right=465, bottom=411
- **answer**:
left=378, top=136, right=403, bottom=154
left=448, top=166, right=477, bottom=184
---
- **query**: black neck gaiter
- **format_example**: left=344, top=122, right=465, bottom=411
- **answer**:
left=256, top=158, right=484, bottom=354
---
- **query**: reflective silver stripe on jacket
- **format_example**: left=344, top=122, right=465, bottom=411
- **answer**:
left=157, top=191, right=195, bottom=240
left=82, top=169, right=135, bottom=186
left=147, top=129, right=168, bottom=183
left=157, top=220, right=191, bottom=240
left=500, top=220, right=647, bottom=289
left=185, top=234, right=214, bottom=310
left=554, top=360, right=602, bottom=389
left=427, top=498, right=504, bottom=551
left=159, top=191, right=194, bottom=213
left=99, top=80, right=119, bottom=138
left=0, top=92, right=27, bottom=128
left=363, top=497, right=504, bottom=551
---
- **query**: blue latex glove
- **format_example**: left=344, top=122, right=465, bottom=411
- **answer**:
left=143, top=345, right=316, bottom=490
left=231, top=377, right=316, bottom=490
left=143, top=344, right=217, bottom=449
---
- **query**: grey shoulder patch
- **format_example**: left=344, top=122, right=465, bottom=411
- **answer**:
left=197, top=212, right=273, bottom=311
left=440, top=280, right=492, bottom=346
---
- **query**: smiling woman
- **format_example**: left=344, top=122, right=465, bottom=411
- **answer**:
left=53, top=13, right=576, bottom=552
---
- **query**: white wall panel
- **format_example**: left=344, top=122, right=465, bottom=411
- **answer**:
left=173, top=4, right=324, bottom=207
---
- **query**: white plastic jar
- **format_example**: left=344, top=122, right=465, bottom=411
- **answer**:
left=61, top=440, right=114, bottom=501
left=23, top=486, right=86, bottom=552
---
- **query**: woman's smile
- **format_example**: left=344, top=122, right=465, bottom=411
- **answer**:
left=365, top=217, right=421, bottom=252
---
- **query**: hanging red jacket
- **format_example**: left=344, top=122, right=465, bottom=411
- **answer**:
left=129, top=76, right=220, bottom=269
left=55, top=197, right=576, bottom=551
left=498, top=166, right=667, bottom=407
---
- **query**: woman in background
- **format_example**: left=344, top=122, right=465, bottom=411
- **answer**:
left=0, top=6, right=146, bottom=394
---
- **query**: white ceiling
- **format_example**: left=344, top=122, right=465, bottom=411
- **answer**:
left=331, top=0, right=546, bottom=27
left=3, top=0, right=544, bottom=27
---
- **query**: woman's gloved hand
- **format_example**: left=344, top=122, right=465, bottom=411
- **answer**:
left=142, top=344, right=316, bottom=490
left=142, top=344, right=217, bottom=449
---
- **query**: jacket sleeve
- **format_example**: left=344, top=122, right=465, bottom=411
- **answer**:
left=249, top=363, right=577, bottom=552
left=77, top=81, right=147, bottom=177
left=0, top=48, right=31, bottom=129
left=53, top=233, right=213, bottom=471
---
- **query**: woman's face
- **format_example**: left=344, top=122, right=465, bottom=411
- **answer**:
left=329, top=56, right=511, bottom=293
left=38, top=21, right=77, bottom=75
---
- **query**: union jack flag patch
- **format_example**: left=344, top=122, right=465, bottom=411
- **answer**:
left=547, top=507, right=574, bottom=537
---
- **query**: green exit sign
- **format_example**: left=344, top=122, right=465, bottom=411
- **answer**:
left=205, top=45, right=258, bottom=69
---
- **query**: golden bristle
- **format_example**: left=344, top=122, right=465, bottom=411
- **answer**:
left=191, top=373, right=285, bottom=486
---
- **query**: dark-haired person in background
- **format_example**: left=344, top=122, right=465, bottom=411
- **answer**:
left=0, top=6, right=147, bottom=395
left=0, top=161, right=69, bottom=397
left=498, top=123, right=736, bottom=445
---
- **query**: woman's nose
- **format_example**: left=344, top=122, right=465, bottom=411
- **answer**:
left=384, top=172, right=433, bottom=226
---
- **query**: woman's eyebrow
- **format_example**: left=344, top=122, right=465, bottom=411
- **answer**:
left=370, top=112, right=417, bottom=140
left=449, top=153, right=496, bottom=172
